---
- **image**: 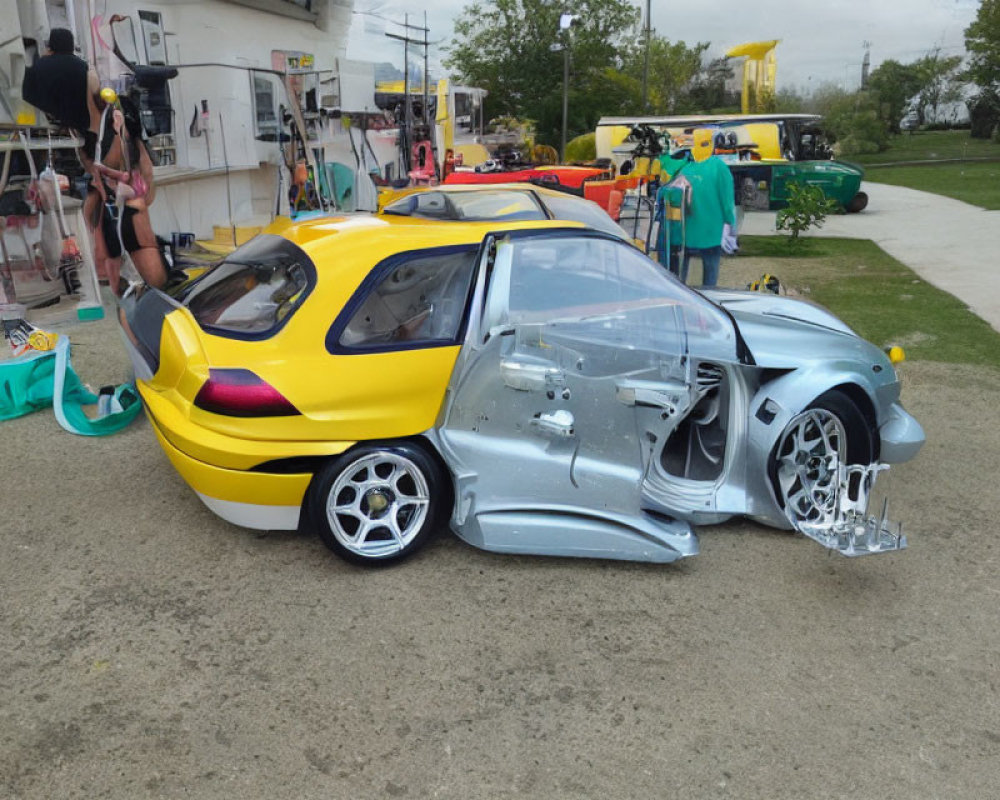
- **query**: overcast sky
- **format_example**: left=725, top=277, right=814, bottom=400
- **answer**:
left=346, top=0, right=981, bottom=92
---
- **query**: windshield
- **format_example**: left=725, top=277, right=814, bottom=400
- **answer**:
left=486, top=232, right=737, bottom=361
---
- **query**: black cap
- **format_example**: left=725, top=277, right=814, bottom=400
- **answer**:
left=46, top=28, right=74, bottom=54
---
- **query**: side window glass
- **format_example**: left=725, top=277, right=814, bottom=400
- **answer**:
left=507, top=236, right=673, bottom=322
left=338, top=248, right=478, bottom=349
left=501, top=234, right=733, bottom=353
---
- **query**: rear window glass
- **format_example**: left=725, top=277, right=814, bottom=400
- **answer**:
left=541, top=193, right=631, bottom=240
left=184, top=235, right=313, bottom=337
left=383, top=190, right=545, bottom=222
left=333, top=246, right=478, bottom=351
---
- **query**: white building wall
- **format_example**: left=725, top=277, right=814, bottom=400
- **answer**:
left=99, top=0, right=357, bottom=237
left=10, top=0, right=376, bottom=238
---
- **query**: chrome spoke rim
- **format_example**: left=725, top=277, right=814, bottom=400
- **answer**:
left=776, top=409, right=846, bottom=525
left=326, top=452, right=431, bottom=558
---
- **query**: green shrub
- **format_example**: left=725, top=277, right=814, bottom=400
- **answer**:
left=565, top=132, right=596, bottom=162
left=836, top=134, right=883, bottom=156
left=776, top=183, right=839, bottom=242
left=828, top=108, right=889, bottom=154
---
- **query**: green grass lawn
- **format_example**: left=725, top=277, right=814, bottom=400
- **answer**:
left=862, top=161, right=1000, bottom=209
left=851, top=129, right=1000, bottom=165
left=736, top=236, right=1000, bottom=369
left=839, top=131, right=1000, bottom=208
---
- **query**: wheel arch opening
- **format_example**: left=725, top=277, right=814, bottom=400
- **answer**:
left=828, top=382, right=880, bottom=461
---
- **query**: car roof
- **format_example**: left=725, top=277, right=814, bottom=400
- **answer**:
left=375, top=184, right=632, bottom=240
left=268, top=213, right=588, bottom=262
left=378, top=182, right=587, bottom=206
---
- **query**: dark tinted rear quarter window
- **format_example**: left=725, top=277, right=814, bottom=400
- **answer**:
left=184, top=235, right=314, bottom=338
left=331, top=246, right=478, bottom=352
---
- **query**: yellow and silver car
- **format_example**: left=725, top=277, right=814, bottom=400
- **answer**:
left=121, top=192, right=923, bottom=566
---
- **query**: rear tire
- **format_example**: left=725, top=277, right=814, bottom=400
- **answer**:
left=846, top=191, right=868, bottom=213
left=309, top=441, right=447, bottom=566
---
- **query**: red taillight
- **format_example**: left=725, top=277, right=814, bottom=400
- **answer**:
left=193, top=369, right=300, bottom=417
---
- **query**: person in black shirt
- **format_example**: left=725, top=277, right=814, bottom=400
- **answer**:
left=21, top=28, right=91, bottom=134
left=23, top=28, right=165, bottom=293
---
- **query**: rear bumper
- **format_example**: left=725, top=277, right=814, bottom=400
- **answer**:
left=148, top=410, right=311, bottom=530
left=878, top=402, right=925, bottom=463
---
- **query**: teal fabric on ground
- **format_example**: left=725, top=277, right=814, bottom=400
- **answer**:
left=51, top=336, right=142, bottom=436
left=0, top=349, right=93, bottom=421
left=676, top=156, right=736, bottom=250
left=0, top=338, right=141, bottom=435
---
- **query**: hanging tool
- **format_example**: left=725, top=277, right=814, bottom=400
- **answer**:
left=282, top=74, right=325, bottom=213
left=219, top=113, right=236, bottom=245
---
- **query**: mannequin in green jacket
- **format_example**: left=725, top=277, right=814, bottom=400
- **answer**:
left=656, top=128, right=736, bottom=286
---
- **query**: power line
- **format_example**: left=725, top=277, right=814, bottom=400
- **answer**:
left=352, top=8, right=428, bottom=32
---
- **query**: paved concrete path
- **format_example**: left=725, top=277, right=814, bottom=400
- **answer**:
left=740, top=182, right=1000, bottom=333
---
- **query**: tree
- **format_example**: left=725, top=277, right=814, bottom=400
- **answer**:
left=867, top=59, right=923, bottom=133
left=910, top=49, right=964, bottom=126
left=807, top=83, right=888, bottom=154
left=622, top=37, right=707, bottom=113
left=966, top=0, right=1000, bottom=138
left=444, top=0, right=639, bottom=146
left=965, top=0, right=1000, bottom=90
left=774, top=87, right=806, bottom=114
left=968, top=86, right=1000, bottom=138
left=683, top=57, right=738, bottom=112
left=445, top=0, right=711, bottom=145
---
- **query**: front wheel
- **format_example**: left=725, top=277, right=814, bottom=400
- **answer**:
left=309, top=441, right=448, bottom=566
left=770, top=390, right=874, bottom=528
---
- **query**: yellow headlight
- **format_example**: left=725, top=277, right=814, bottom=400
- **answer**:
left=887, top=345, right=905, bottom=365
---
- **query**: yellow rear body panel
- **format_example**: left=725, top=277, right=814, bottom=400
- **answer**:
left=139, top=216, right=576, bottom=494
left=149, top=410, right=313, bottom=506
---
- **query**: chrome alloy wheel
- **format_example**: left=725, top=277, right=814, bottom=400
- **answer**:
left=774, top=408, right=846, bottom=526
left=326, top=452, right=431, bottom=559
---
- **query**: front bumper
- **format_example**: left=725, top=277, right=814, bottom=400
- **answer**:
left=879, top=402, right=925, bottom=463
left=147, top=410, right=312, bottom=531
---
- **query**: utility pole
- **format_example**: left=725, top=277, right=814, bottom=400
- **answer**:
left=641, top=0, right=652, bottom=111
left=385, top=16, right=429, bottom=172
left=559, top=13, right=576, bottom=161
left=561, top=44, right=569, bottom=160
left=423, top=11, right=430, bottom=127
left=403, top=14, right=410, bottom=136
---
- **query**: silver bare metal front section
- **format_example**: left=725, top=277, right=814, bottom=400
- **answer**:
left=793, top=463, right=907, bottom=557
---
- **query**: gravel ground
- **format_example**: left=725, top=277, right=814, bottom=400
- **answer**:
left=1, top=293, right=998, bottom=799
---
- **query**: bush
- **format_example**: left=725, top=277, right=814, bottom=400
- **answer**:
left=826, top=107, right=889, bottom=154
left=836, top=134, right=883, bottom=156
left=565, top=132, right=596, bottom=162
left=924, top=120, right=971, bottom=131
left=969, top=89, right=1000, bottom=140
left=776, top=183, right=839, bottom=242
